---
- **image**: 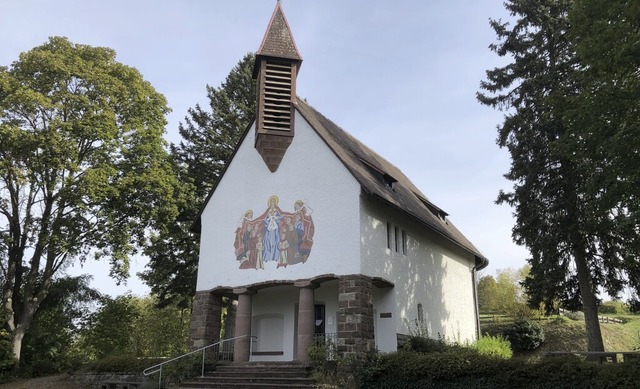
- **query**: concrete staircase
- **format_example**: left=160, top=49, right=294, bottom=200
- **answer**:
left=176, top=361, right=318, bottom=389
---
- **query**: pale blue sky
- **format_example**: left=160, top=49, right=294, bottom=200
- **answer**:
left=1, top=0, right=528, bottom=296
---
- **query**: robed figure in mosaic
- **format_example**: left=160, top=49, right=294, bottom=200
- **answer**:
left=234, top=196, right=314, bottom=270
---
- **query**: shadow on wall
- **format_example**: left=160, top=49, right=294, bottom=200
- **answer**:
left=360, top=208, right=453, bottom=341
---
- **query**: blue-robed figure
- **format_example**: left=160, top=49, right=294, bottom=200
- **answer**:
left=262, top=196, right=283, bottom=261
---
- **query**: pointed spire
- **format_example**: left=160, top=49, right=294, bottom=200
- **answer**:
left=252, top=2, right=302, bottom=173
left=256, top=1, right=302, bottom=62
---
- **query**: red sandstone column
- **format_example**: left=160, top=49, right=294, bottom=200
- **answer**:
left=233, top=288, right=255, bottom=362
left=295, top=280, right=318, bottom=361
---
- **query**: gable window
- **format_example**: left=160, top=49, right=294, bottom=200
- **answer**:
left=386, top=222, right=407, bottom=255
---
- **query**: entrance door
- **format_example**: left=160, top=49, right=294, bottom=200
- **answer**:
left=314, top=304, right=325, bottom=335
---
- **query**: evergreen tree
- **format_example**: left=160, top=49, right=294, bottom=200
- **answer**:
left=568, top=0, right=640, bottom=304
left=479, top=0, right=604, bottom=351
left=141, top=53, right=256, bottom=307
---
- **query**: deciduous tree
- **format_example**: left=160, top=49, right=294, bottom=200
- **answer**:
left=21, top=275, right=100, bottom=372
left=78, top=295, right=140, bottom=359
left=477, top=267, right=532, bottom=317
left=0, top=37, right=178, bottom=361
left=76, top=295, right=188, bottom=360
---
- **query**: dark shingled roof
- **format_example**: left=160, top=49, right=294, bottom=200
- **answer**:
left=295, top=99, right=489, bottom=269
left=193, top=98, right=488, bottom=269
left=256, top=2, right=302, bottom=61
left=195, top=2, right=487, bottom=269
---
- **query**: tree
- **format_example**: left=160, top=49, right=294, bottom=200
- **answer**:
left=0, top=37, right=179, bottom=361
left=129, top=297, right=189, bottom=357
left=76, top=295, right=188, bottom=360
left=21, top=275, right=100, bottom=373
left=78, top=295, right=140, bottom=359
left=477, top=267, right=532, bottom=317
left=568, top=0, right=640, bottom=305
left=477, top=0, right=640, bottom=352
left=477, top=274, right=498, bottom=313
left=141, top=53, right=256, bottom=307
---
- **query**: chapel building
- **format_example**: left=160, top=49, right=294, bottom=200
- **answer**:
left=188, top=2, right=488, bottom=362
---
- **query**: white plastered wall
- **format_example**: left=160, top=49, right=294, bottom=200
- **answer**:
left=196, top=110, right=362, bottom=290
left=248, top=281, right=339, bottom=361
left=360, top=198, right=478, bottom=345
left=251, top=286, right=297, bottom=361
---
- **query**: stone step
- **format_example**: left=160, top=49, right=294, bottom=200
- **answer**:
left=199, top=376, right=314, bottom=383
left=206, top=371, right=310, bottom=378
left=178, top=384, right=317, bottom=389
left=174, top=362, right=318, bottom=389
left=177, top=378, right=317, bottom=389
left=213, top=367, right=311, bottom=375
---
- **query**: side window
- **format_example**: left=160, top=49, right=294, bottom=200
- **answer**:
left=401, top=229, right=407, bottom=255
left=387, top=222, right=407, bottom=255
left=394, top=225, right=399, bottom=252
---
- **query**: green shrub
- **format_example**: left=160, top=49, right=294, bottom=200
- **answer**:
left=507, top=303, right=536, bottom=320
left=308, top=338, right=338, bottom=385
left=472, top=335, right=513, bottom=359
left=80, top=354, right=164, bottom=373
left=359, top=348, right=509, bottom=387
left=598, top=301, right=629, bottom=315
left=564, top=310, right=585, bottom=321
left=0, top=330, right=15, bottom=372
left=308, top=339, right=379, bottom=388
left=502, top=319, right=545, bottom=351
left=402, top=335, right=448, bottom=353
left=360, top=351, right=640, bottom=388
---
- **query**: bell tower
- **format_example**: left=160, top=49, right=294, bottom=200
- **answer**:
left=253, top=1, right=302, bottom=172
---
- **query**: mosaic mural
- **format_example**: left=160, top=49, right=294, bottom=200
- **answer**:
left=234, top=195, right=314, bottom=270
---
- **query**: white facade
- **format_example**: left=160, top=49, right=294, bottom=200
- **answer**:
left=360, top=198, right=478, bottom=346
left=195, top=108, right=481, bottom=360
left=197, top=110, right=361, bottom=290
left=249, top=281, right=340, bottom=361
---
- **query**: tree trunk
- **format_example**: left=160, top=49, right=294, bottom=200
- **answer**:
left=11, top=326, right=26, bottom=362
left=573, top=246, right=605, bottom=352
left=561, top=157, right=605, bottom=353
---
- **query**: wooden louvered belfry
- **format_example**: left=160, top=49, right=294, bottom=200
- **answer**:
left=253, top=1, right=302, bottom=172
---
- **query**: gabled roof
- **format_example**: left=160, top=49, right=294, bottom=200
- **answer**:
left=294, top=99, right=488, bottom=269
left=255, top=1, right=302, bottom=62
left=193, top=97, right=488, bottom=270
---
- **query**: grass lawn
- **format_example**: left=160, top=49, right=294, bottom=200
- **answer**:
left=0, top=374, right=81, bottom=389
left=481, top=313, right=640, bottom=358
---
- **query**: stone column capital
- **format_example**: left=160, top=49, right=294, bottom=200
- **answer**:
left=233, top=287, right=257, bottom=296
left=294, top=279, right=319, bottom=289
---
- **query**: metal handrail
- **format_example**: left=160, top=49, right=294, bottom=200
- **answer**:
left=143, top=335, right=257, bottom=388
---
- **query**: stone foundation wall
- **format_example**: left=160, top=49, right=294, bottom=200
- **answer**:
left=73, top=372, right=147, bottom=389
left=336, top=274, right=375, bottom=356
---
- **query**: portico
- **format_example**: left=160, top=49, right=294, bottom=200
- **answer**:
left=188, top=274, right=394, bottom=361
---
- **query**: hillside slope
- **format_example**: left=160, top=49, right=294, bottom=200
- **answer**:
left=481, top=315, right=640, bottom=358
